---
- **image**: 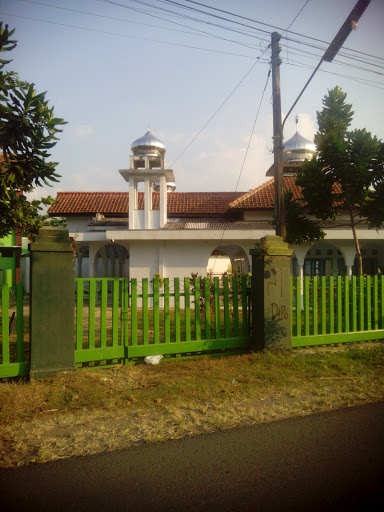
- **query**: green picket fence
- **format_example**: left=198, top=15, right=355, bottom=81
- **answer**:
left=291, top=275, right=384, bottom=347
left=0, top=269, right=29, bottom=378
left=75, top=276, right=250, bottom=365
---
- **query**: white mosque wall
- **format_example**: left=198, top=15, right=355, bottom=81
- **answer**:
left=66, top=217, right=92, bottom=233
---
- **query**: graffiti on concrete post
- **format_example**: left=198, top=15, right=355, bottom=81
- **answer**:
left=271, top=303, right=288, bottom=321
left=267, top=267, right=283, bottom=298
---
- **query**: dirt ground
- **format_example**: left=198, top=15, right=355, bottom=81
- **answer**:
left=0, top=342, right=383, bottom=468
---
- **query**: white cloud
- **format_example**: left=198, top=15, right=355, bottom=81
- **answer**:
left=25, top=187, right=63, bottom=202
left=173, top=134, right=273, bottom=192
left=75, top=124, right=94, bottom=137
left=25, top=187, right=64, bottom=213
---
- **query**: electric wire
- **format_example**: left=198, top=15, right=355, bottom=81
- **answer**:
left=12, top=0, right=384, bottom=73
left=210, top=67, right=271, bottom=274
left=3, top=9, right=383, bottom=90
left=15, top=0, right=262, bottom=49
left=0, top=12, right=258, bottom=59
left=169, top=45, right=270, bottom=167
left=154, top=0, right=384, bottom=64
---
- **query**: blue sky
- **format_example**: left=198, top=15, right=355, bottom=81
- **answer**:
left=1, top=0, right=383, bottom=199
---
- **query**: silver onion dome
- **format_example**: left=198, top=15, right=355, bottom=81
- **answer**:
left=283, top=132, right=316, bottom=162
left=131, top=129, right=166, bottom=157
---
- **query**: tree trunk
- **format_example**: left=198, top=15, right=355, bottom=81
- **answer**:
left=349, top=207, right=363, bottom=276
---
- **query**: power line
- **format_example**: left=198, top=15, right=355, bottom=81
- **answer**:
left=12, top=0, right=384, bottom=73
left=5, top=2, right=384, bottom=84
left=210, top=67, right=271, bottom=274
left=16, top=0, right=261, bottom=51
left=157, top=0, right=383, bottom=64
left=0, top=12, right=258, bottom=59
left=102, top=0, right=384, bottom=74
left=170, top=46, right=270, bottom=167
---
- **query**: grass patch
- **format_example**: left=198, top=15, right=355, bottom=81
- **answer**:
left=0, top=342, right=383, bottom=468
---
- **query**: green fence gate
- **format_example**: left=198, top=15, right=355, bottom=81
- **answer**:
left=75, top=276, right=251, bottom=366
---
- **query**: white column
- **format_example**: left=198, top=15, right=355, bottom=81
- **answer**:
left=298, top=264, right=304, bottom=308
left=159, top=175, right=167, bottom=228
left=158, top=240, right=165, bottom=276
left=144, top=177, right=151, bottom=229
left=128, top=177, right=136, bottom=230
left=347, top=265, right=353, bottom=279
left=88, top=245, right=98, bottom=278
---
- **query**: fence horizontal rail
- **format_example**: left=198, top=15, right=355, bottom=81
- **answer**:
left=291, top=275, right=384, bottom=346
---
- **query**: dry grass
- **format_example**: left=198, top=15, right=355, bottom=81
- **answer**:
left=0, top=342, right=383, bottom=468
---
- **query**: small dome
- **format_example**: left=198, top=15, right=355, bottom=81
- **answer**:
left=131, top=129, right=166, bottom=157
left=167, top=182, right=176, bottom=192
left=283, top=132, right=316, bottom=162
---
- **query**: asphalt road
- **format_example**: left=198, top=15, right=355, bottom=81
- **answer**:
left=1, top=402, right=383, bottom=511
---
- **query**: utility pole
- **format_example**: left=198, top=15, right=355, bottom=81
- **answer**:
left=271, top=0, right=371, bottom=241
left=271, top=32, right=285, bottom=239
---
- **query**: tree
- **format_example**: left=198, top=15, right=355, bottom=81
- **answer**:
left=286, top=86, right=384, bottom=275
left=0, top=23, right=66, bottom=238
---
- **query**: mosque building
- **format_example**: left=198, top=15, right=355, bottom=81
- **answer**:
left=48, top=125, right=383, bottom=280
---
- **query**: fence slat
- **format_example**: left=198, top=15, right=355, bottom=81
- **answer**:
left=232, top=276, right=239, bottom=337
left=359, top=276, right=364, bottom=331
left=214, top=277, right=220, bottom=339
left=16, top=282, right=24, bottom=361
left=1, top=270, right=11, bottom=365
left=304, top=277, right=310, bottom=336
left=142, top=278, right=149, bottom=345
left=373, top=275, right=378, bottom=330
left=313, top=277, right=318, bottom=336
left=194, top=277, right=201, bottom=341
left=204, top=277, right=211, bottom=340
left=296, top=276, right=302, bottom=336
left=76, top=280, right=83, bottom=351
left=153, top=278, right=160, bottom=345
left=131, top=279, right=137, bottom=346
left=336, top=276, right=342, bottom=333
left=174, top=278, right=181, bottom=342
left=329, top=277, right=334, bottom=334
left=184, top=277, right=191, bottom=342
left=352, top=277, right=357, bottom=332
left=366, top=276, right=372, bottom=331
left=344, top=277, right=349, bottom=333
left=112, top=279, right=119, bottom=346
left=241, top=276, right=248, bottom=336
left=380, top=276, right=384, bottom=329
left=123, top=278, right=129, bottom=349
left=88, top=280, right=96, bottom=349
left=164, top=278, right=170, bottom=343
left=100, top=279, right=107, bottom=348
left=223, top=277, right=230, bottom=339
left=321, top=276, right=326, bottom=334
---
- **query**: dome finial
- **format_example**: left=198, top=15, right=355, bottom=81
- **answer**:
left=295, top=115, right=298, bottom=133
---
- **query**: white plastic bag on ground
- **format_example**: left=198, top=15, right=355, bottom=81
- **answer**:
left=144, top=355, right=163, bottom=365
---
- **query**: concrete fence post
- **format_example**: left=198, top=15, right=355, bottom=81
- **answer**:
left=250, top=235, right=293, bottom=350
left=29, top=227, right=76, bottom=379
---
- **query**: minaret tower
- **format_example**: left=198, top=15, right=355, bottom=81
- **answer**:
left=119, top=129, right=175, bottom=229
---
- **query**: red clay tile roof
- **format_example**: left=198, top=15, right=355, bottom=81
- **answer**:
left=48, top=191, right=245, bottom=217
left=229, top=176, right=345, bottom=210
left=229, top=176, right=304, bottom=210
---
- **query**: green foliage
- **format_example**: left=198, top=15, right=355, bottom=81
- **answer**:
left=0, top=23, right=66, bottom=238
left=285, top=190, right=325, bottom=245
left=286, top=87, right=384, bottom=271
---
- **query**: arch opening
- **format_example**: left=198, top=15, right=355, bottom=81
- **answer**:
left=207, top=245, right=249, bottom=278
